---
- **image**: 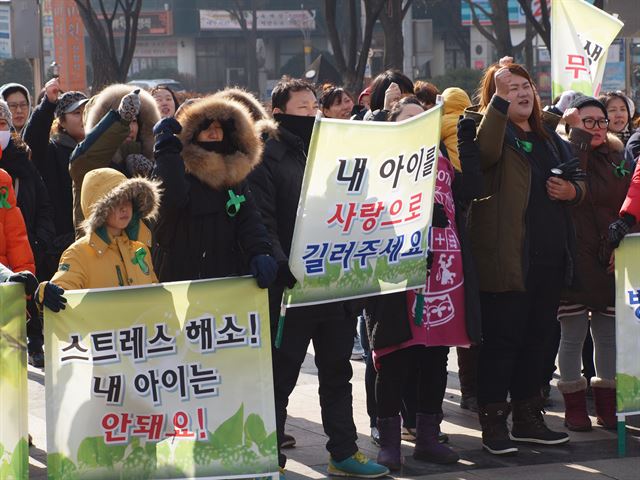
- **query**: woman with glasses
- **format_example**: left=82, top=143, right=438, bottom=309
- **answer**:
left=0, top=83, right=32, bottom=135
left=556, top=96, right=633, bottom=432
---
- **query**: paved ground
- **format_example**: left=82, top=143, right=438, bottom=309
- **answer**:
left=27, top=347, right=640, bottom=479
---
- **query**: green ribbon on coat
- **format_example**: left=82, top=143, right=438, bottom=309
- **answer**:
left=515, top=139, right=533, bottom=153
left=131, top=247, right=150, bottom=275
left=226, top=189, right=246, bottom=217
left=0, top=187, right=11, bottom=208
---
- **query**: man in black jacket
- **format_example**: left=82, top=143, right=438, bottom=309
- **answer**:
left=248, top=78, right=389, bottom=478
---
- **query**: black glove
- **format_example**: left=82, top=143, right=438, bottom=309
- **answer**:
left=153, top=117, right=183, bottom=155
left=276, top=261, right=297, bottom=289
left=457, top=116, right=477, bottom=143
left=555, top=158, right=586, bottom=182
left=608, top=214, right=636, bottom=248
left=7, top=271, right=38, bottom=297
left=432, top=202, right=449, bottom=229
left=35, top=282, right=67, bottom=312
left=249, top=254, right=278, bottom=289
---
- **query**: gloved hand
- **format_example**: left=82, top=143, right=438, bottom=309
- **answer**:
left=555, top=90, right=580, bottom=114
left=457, top=116, right=476, bottom=143
left=276, top=261, right=297, bottom=289
left=7, top=271, right=38, bottom=297
left=35, top=282, right=67, bottom=312
left=609, top=214, right=636, bottom=248
left=153, top=117, right=182, bottom=154
left=249, top=254, right=278, bottom=288
left=118, top=89, right=141, bottom=122
left=125, top=153, right=153, bottom=177
left=555, top=157, right=586, bottom=182
left=432, top=202, right=449, bottom=229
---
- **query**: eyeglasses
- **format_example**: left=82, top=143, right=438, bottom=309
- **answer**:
left=7, top=102, right=29, bottom=111
left=582, top=118, right=609, bottom=129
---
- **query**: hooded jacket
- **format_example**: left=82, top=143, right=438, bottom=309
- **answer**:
left=69, top=84, right=159, bottom=232
left=0, top=83, right=31, bottom=135
left=152, top=95, right=272, bottom=282
left=563, top=130, right=634, bottom=310
left=441, top=88, right=471, bottom=172
left=0, top=168, right=35, bottom=274
left=50, top=168, right=159, bottom=290
left=0, top=136, right=54, bottom=275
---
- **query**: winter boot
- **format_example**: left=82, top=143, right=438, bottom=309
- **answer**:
left=375, top=416, right=402, bottom=471
left=413, top=413, right=459, bottom=464
left=510, top=396, right=570, bottom=445
left=591, top=377, right=616, bottom=429
left=558, top=378, right=591, bottom=431
left=479, top=402, right=518, bottom=455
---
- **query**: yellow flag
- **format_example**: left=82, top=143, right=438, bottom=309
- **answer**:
left=551, top=0, right=623, bottom=98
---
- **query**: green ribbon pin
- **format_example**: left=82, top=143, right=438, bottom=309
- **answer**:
left=132, top=247, right=150, bottom=275
left=614, top=160, right=630, bottom=178
left=226, top=189, right=246, bottom=217
left=516, top=139, right=533, bottom=153
left=0, top=187, right=11, bottom=208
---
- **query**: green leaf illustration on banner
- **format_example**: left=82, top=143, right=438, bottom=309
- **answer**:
left=76, top=436, right=126, bottom=469
left=10, top=439, right=28, bottom=480
left=617, top=373, right=640, bottom=412
left=211, top=404, right=244, bottom=449
left=47, top=453, right=78, bottom=480
left=244, top=413, right=267, bottom=447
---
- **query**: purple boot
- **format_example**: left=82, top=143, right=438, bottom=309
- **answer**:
left=376, top=415, right=402, bottom=471
left=413, top=413, right=459, bottom=464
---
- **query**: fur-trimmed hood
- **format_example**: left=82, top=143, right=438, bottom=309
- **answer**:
left=80, top=168, right=160, bottom=235
left=176, top=95, right=266, bottom=190
left=83, top=84, right=160, bottom=161
left=214, top=88, right=269, bottom=121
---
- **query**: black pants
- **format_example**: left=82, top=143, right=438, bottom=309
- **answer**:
left=477, top=264, right=563, bottom=405
left=269, top=292, right=358, bottom=468
left=27, top=301, right=43, bottom=355
left=376, top=345, right=449, bottom=418
left=457, top=345, right=479, bottom=397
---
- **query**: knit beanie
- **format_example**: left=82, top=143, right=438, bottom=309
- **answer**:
left=569, top=96, right=608, bottom=119
left=0, top=100, right=13, bottom=127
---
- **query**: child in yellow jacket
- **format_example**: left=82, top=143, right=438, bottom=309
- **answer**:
left=36, top=167, right=160, bottom=311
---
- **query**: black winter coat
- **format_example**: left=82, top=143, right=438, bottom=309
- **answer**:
left=22, top=97, right=76, bottom=278
left=152, top=147, right=272, bottom=282
left=249, top=126, right=349, bottom=324
left=0, top=140, right=55, bottom=276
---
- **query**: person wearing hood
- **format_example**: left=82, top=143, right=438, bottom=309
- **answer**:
left=23, top=79, right=89, bottom=279
left=0, top=99, right=54, bottom=367
left=150, top=94, right=276, bottom=289
left=248, top=77, right=389, bottom=479
left=556, top=97, right=633, bottom=432
left=69, top=84, right=160, bottom=235
left=0, top=83, right=32, bottom=135
left=441, top=88, right=472, bottom=172
left=36, top=168, right=160, bottom=314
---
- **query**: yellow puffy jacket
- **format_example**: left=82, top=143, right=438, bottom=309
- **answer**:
left=49, top=168, right=160, bottom=290
left=441, top=87, right=472, bottom=172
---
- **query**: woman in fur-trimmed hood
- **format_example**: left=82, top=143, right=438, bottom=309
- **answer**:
left=151, top=94, right=276, bottom=287
left=44, top=167, right=160, bottom=292
left=69, top=85, right=160, bottom=233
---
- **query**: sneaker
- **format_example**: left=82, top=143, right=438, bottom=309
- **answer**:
left=479, top=403, right=518, bottom=455
left=28, top=351, right=45, bottom=368
left=351, top=334, right=365, bottom=360
left=327, top=451, right=390, bottom=478
left=370, top=427, right=380, bottom=447
left=280, top=433, right=296, bottom=449
left=401, top=426, right=416, bottom=442
left=279, top=467, right=286, bottom=479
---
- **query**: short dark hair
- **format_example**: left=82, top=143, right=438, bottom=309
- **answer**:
left=369, top=70, right=414, bottom=112
left=388, top=96, right=424, bottom=121
left=271, top=76, right=316, bottom=112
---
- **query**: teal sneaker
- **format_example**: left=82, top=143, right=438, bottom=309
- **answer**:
left=327, top=451, right=390, bottom=478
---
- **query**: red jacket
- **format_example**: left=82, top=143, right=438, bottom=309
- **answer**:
left=0, top=168, right=35, bottom=274
left=620, top=160, right=640, bottom=221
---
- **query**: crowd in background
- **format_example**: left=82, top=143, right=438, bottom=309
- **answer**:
left=2, top=54, right=640, bottom=478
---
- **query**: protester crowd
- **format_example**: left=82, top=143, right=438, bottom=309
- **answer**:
left=2, top=54, right=640, bottom=478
